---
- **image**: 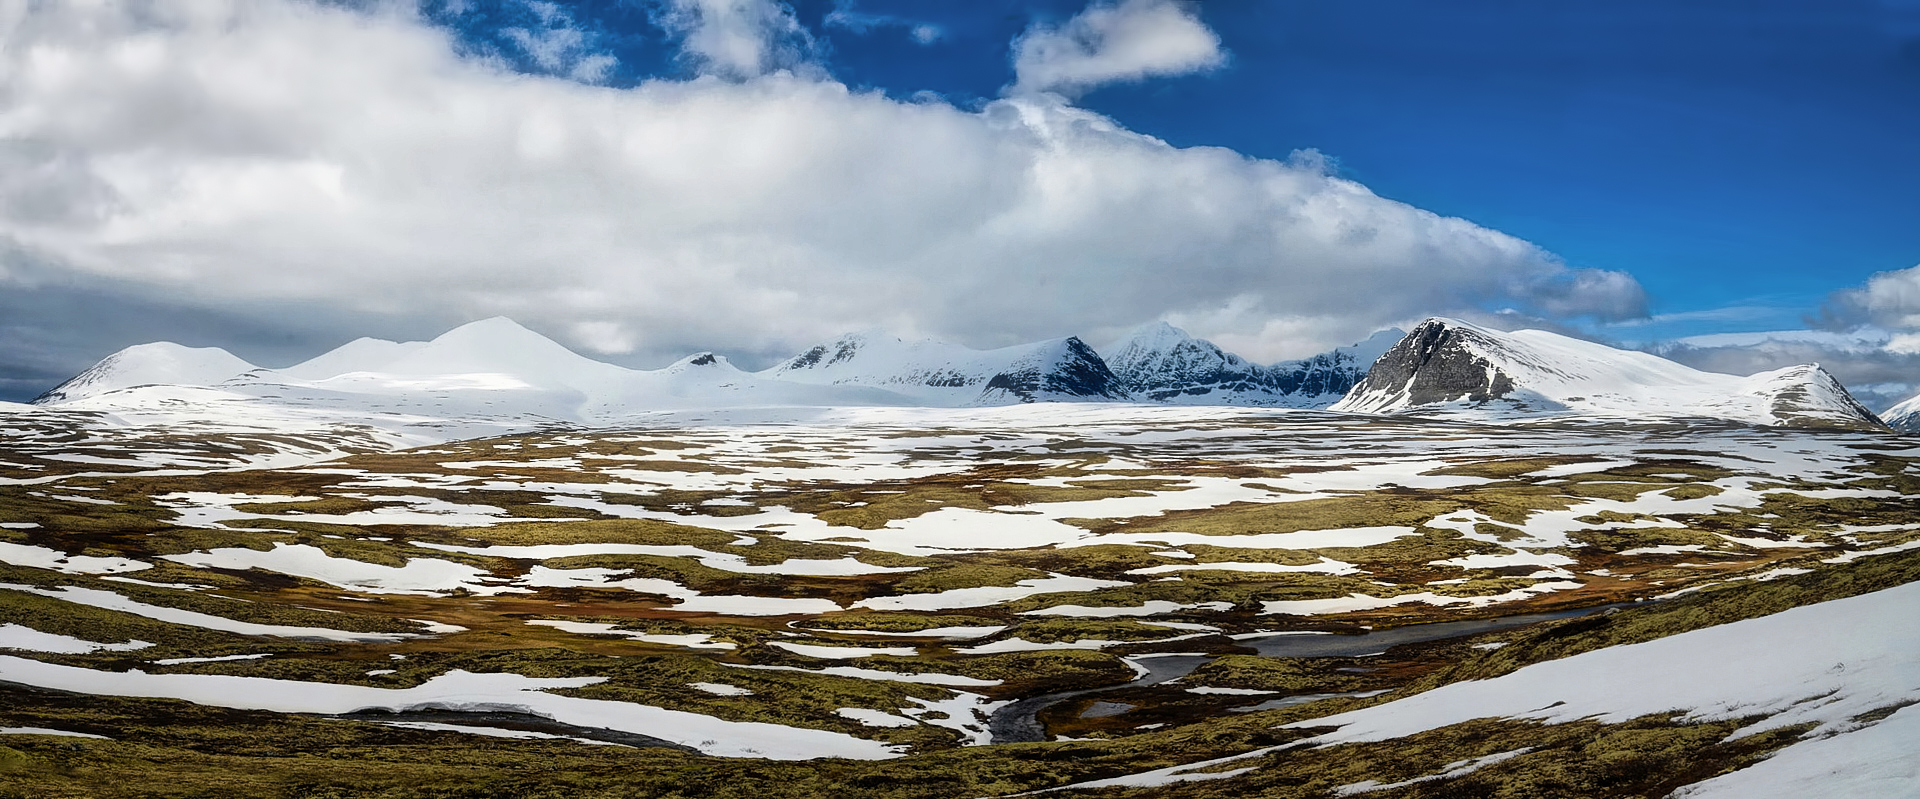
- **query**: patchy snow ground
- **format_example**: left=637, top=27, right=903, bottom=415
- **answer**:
left=0, top=623, right=151, bottom=654
left=6, top=401, right=1919, bottom=775
left=1021, top=580, right=1919, bottom=795
left=0, top=542, right=149, bottom=575
left=0, top=658, right=899, bottom=760
left=852, top=574, right=1130, bottom=612
left=1287, top=581, right=1920, bottom=750
left=525, top=620, right=737, bottom=650
left=161, top=544, right=516, bottom=596
left=1287, top=581, right=1920, bottom=796
left=0, top=583, right=419, bottom=643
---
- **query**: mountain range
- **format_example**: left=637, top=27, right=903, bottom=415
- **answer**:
left=24, top=316, right=1899, bottom=434
left=1333, top=318, right=1888, bottom=431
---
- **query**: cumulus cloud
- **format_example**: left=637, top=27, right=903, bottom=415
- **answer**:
left=655, top=0, right=817, bottom=78
left=1820, top=263, right=1920, bottom=331
left=0, top=0, right=1643, bottom=392
left=1648, top=330, right=1920, bottom=413
left=1010, top=0, right=1225, bottom=96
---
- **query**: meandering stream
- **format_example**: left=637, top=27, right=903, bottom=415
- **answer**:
left=988, top=604, right=1623, bottom=744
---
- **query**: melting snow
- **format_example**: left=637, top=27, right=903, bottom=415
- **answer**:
left=0, top=658, right=900, bottom=760
left=0, top=623, right=151, bottom=654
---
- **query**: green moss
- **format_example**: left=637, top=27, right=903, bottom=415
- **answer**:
left=229, top=497, right=387, bottom=515
left=1313, top=529, right=1507, bottom=567
left=1662, top=484, right=1724, bottom=500
left=421, top=518, right=738, bottom=549
left=1085, top=495, right=1464, bottom=538
left=1568, top=525, right=1725, bottom=552
left=887, top=565, right=1049, bottom=594
left=796, top=614, right=1004, bottom=633
left=1179, top=655, right=1372, bottom=693
left=995, top=618, right=1195, bottom=644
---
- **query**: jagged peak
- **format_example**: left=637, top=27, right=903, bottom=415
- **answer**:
left=772, top=329, right=956, bottom=374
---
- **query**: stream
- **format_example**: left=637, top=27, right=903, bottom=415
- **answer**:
left=987, top=604, right=1624, bottom=744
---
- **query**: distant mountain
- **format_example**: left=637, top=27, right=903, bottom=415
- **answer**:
left=35, top=317, right=1892, bottom=433
left=1879, top=392, right=1920, bottom=434
left=765, top=332, right=1127, bottom=404
left=1331, top=318, right=1887, bottom=430
left=34, top=342, right=258, bottom=403
left=975, top=338, right=1126, bottom=403
left=273, top=337, right=426, bottom=381
left=1101, top=322, right=1399, bottom=407
left=36, top=319, right=912, bottom=445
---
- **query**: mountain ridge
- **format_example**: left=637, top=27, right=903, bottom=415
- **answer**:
left=1100, top=322, right=1399, bottom=407
left=1331, top=318, right=1886, bottom=431
left=27, top=316, right=1895, bottom=433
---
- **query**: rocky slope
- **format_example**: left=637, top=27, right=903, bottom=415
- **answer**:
left=1332, top=318, right=1886, bottom=430
left=764, top=332, right=1128, bottom=404
left=1101, top=322, right=1398, bottom=407
left=1880, top=391, right=1920, bottom=433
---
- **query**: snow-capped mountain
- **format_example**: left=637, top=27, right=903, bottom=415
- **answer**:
left=974, top=337, right=1126, bottom=403
left=1100, top=322, right=1400, bottom=407
left=1878, top=392, right=1920, bottom=433
left=1332, top=318, right=1886, bottom=430
left=35, top=319, right=915, bottom=446
left=34, top=342, right=257, bottom=403
left=272, top=337, right=427, bottom=380
left=31, top=316, right=1898, bottom=439
left=765, top=332, right=1127, bottom=404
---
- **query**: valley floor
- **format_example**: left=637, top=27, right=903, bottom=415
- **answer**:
left=0, top=404, right=1916, bottom=797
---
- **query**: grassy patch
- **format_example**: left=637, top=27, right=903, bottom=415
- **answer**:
left=887, top=565, right=1051, bottom=594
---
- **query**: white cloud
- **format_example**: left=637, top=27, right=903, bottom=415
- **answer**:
left=569, top=320, right=639, bottom=355
left=481, top=0, right=620, bottom=84
left=1646, top=329, right=1920, bottom=413
left=656, top=0, right=816, bottom=79
left=0, top=0, right=1641, bottom=375
left=823, top=1, right=942, bottom=45
left=1010, top=0, right=1225, bottom=96
left=1885, top=332, right=1920, bottom=355
left=1823, top=263, right=1920, bottom=331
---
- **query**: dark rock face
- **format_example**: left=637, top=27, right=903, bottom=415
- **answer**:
left=982, top=338, right=1126, bottom=402
left=1768, top=366, right=1889, bottom=432
left=1122, top=354, right=1369, bottom=402
left=1886, top=405, right=1920, bottom=434
left=1104, top=324, right=1375, bottom=405
left=1348, top=320, right=1516, bottom=407
left=781, top=338, right=861, bottom=371
left=1264, top=351, right=1373, bottom=399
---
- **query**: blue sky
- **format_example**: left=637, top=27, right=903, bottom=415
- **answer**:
left=438, top=0, right=1920, bottom=339
left=3, top=0, right=1920, bottom=404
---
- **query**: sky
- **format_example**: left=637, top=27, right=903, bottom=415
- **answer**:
left=2, top=0, right=1919, bottom=406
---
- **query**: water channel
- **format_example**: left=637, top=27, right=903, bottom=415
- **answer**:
left=987, top=603, right=1626, bottom=744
